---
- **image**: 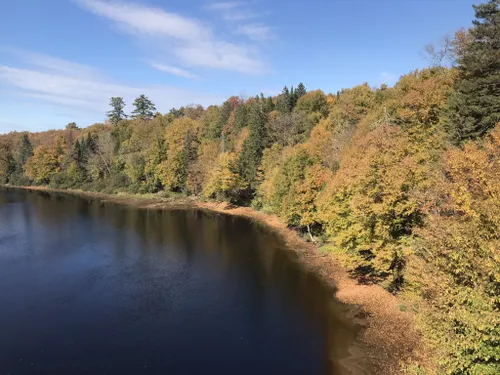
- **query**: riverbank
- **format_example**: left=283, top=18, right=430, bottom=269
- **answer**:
left=3, top=185, right=426, bottom=374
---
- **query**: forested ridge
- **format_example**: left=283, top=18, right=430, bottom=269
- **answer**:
left=1, top=1, right=499, bottom=373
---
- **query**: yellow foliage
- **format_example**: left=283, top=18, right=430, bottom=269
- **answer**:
left=156, top=153, right=186, bottom=191
left=25, top=145, right=63, bottom=184
left=202, top=152, right=247, bottom=201
left=317, top=125, right=426, bottom=285
left=413, top=124, right=500, bottom=373
left=187, top=140, right=219, bottom=194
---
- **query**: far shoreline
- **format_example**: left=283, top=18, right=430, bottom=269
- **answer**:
left=1, top=184, right=426, bottom=374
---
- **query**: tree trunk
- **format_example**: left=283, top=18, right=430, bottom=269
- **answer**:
left=306, top=224, right=316, bottom=243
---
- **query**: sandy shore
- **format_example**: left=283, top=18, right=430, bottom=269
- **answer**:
left=3, top=185, right=425, bottom=374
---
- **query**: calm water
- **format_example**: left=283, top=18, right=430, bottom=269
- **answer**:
left=0, top=188, right=365, bottom=375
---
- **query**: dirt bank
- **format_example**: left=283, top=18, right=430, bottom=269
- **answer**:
left=3, top=185, right=425, bottom=374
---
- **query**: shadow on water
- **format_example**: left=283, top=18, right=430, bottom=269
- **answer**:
left=0, top=187, right=368, bottom=375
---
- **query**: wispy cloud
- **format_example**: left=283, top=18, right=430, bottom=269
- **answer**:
left=235, top=24, right=272, bottom=41
left=0, top=51, right=224, bottom=120
left=76, top=0, right=267, bottom=74
left=150, top=63, right=198, bottom=80
left=205, top=1, right=260, bottom=21
left=204, top=2, right=243, bottom=11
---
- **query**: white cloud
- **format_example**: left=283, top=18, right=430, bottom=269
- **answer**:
left=78, top=0, right=208, bottom=40
left=205, top=1, right=259, bottom=21
left=204, top=2, right=243, bottom=11
left=235, top=24, right=272, bottom=41
left=150, top=63, right=198, bottom=79
left=0, top=52, right=224, bottom=120
left=4, top=49, right=101, bottom=79
left=76, top=0, right=266, bottom=74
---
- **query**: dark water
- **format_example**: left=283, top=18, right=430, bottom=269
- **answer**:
left=0, top=188, right=365, bottom=375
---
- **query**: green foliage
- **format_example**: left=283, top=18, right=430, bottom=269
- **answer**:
left=295, top=82, right=307, bottom=100
left=65, top=122, right=79, bottom=130
left=0, top=141, right=15, bottom=183
left=234, top=105, right=248, bottom=131
left=238, top=103, right=267, bottom=190
left=276, top=86, right=292, bottom=114
left=294, top=90, right=329, bottom=117
left=106, top=97, right=127, bottom=125
left=17, top=133, right=34, bottom=168
left=3, top=13, right=500, bottom=373
left=446, top=0, right=500, bottom=142
left=131, top=94, right=156, bottom=120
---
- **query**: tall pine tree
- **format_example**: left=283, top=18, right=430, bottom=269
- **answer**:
left=238, top=103, right=267, bottom=190
left=276, top=86, right=292, bottom=114
left=446, top=0, right=500, bottom=142
left=234, top=105, right=248, bottom=131
left=131, top=94, right=157, bottom=120
left=295, top=82, right=307, bottom=99
left=17, top=133, right=33, bottom=168
left=107, top=97, right=128, bottom=125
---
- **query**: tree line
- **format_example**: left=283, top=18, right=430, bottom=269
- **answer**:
left=0, top=1, right=499, bottom=373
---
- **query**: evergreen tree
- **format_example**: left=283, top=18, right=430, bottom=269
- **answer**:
left=106, top=97, right=127, bottom=125
left=446, top=0, right=500, bottom=142
left=266, top=97, right=274, bottom=112
left=276, top=86, right=292, bottom=114
left=295, top=82, right=307, bottom=99
left=290, top=86, right=297, bottom=108
left=131, top=94, right=157, bottom=120
left=169, top=107, right=184, bottom=119
left=85, top=133, right=98, bottom=154
left=178, top=130, right=197, bottom=191
left=72, top=139, right=82, bottom=162
left=17, top=133, right=33, bottom=167
left=234, top=105, right=248, bottom=131
left=215, top=100, right=233, bottom=138
left=259, top=93, right=275, bottom=113
left=238, top=103, right=267, bottom=189
left=65, top=122, right=79, bottom=130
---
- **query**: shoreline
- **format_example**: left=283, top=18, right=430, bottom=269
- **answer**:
left=2, top=185, right=424, bottom=374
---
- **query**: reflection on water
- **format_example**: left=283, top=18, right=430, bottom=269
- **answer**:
left=0, top=188, right=365, bottom=375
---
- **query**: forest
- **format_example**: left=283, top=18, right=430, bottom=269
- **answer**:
left=1, top=1, right=499, bottom=374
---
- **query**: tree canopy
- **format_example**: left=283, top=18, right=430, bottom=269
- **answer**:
left=1, top=3, right=499, bottom=373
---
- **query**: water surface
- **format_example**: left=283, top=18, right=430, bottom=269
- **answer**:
left=0, top=188, right=364, bottom=375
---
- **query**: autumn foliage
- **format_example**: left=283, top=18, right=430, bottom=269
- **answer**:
left=1, top=2, right=500, bottom=373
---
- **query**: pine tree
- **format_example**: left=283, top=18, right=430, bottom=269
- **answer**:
left=290, top=86, right=296, bottom=108
left=234, top=105, right=248, bottom=131
left=238, top=103, right=267, bottom=189
left=446, top=0, right=500, bottom=142
left=214, top=100, right=232, bottom=138
left=276, top=86, right=292, bottom=114
left=17, top=133, right=33, bottom=167
left=177, top=130, right=197, bottom=191
left=65, top=122, right=79, bottom=130
left=85, top=133, right=98, bottom=154
left=265, top=96, right=275, bottom=112
left=295, top=82, right=307, bottom=99
left=107, top=97, right=128, bottom=125
left=131, top=94, right=157, bottom=120
left=169, top=107, right=184, bottom=119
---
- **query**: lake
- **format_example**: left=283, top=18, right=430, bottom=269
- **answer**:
left=0, top=188, right=366, bottom=375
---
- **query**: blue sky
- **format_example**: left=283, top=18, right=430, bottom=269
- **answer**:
left=0, top=0, right=478, bottom=133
